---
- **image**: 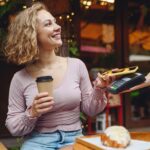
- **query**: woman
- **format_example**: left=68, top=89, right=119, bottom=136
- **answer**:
left=5, top=2, right=113, bottom=150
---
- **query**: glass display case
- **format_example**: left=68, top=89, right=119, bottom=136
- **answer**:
left=79, top=0, right=117, bottom=69
left=125, top=0, right=150, bottom=128
left=128, top=1, right=150, bottom=62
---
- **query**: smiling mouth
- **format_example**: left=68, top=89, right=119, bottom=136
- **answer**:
left=51, top=34, right=61, bottom=39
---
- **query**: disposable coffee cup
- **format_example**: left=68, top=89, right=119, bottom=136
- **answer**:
left=36, top=76, right=53, bottom=96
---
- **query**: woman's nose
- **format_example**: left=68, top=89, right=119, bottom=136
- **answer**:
left=55, top=23, right=61, bottom=32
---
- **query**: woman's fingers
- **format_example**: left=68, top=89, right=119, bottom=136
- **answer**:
left=95, top=73, right=108, bottom=88
left=98, top=72, right=115, bottom=82
left=145, top=72, right=150, bottom=82
left=34, top=92, right=49, bottom=100
left=36, top=100, right=54, bottom=109
left=94, top=71, right=116, bottom=89
left=37, top=106, right=54, bottom=114
left=31, top=92, right=55, bottom=116
left=97, top=72, right=106, bottom=81
left=35, top=96, right=53, bottom=104
left=32, top=100, right=54, bottom=116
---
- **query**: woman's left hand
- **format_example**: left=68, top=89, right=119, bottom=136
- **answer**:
left=93, top=73, right=115, bottom=89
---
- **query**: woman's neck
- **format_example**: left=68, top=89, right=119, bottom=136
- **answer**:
left=36, top=50, right=59, bottom=68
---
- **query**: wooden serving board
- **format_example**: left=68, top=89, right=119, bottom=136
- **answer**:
left=74, top=132, right=150, bottom=150
left=0, top=142, right=7, bottom=150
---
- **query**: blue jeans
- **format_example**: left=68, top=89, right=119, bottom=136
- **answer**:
left=21, top=129, right=82, bottom=150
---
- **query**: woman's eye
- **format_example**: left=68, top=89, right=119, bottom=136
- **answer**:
left=45, top=22, right=51, bottom=26
left=44, top=20, right=57, bottom=26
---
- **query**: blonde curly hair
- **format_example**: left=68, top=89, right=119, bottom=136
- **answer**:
left=4, top=2, right=47, bottom=65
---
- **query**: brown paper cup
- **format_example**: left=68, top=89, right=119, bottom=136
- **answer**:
left=36, top=76, right=53, bottom=96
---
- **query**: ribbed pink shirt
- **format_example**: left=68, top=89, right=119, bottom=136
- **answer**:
left=6, top=58, right=107, bottom=136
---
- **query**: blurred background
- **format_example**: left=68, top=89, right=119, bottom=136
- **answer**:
left=0, top=0, right=150, bottom=148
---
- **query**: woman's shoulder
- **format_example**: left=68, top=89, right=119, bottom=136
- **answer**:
left=10, top=68, right=36, bottom=93
left=13, top=68, right=27, bottom=77
left=68, top=57, right=85, bottom=65
left=12, top=68, right=33, bottom=84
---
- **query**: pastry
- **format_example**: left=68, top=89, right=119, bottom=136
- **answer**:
left=101, top=126, right=131, bottom=148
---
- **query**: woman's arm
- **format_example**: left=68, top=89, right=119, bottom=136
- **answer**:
left=5, top=75, right=38, bottom=136
left=79, top=60, right=107, bottom=117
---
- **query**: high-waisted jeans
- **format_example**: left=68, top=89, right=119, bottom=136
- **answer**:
left=21, top=129, right=82, bottom=150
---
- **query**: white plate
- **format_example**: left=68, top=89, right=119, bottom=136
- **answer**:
left=77, top=137, right=150, bottom=150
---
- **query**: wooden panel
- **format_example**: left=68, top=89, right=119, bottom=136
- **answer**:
left=41, top=0, right=70, bottom=15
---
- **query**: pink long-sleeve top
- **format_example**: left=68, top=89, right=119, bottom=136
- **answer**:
left=6, top=58, right=107, bottom=136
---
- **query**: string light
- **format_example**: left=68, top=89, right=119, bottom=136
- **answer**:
left=0, top=0, right=6, bottom=6
left=71, top=12, right=75, bottom=16
left=80, top=0, right=115, bottom=9
left=83, top=0, right=87, bottom=5
left=101, top=1, right=107, bottom=6
left=59, top=16, right=62, bottom=20
left=102, top=0, right=114, bottom=3
left=23, top=5, right=27, bottom=9
left=66, top=15, right=70, bottom=19
left=57, top=12, right=75, bottom=23
left=85, top=5, right=90, bottom=9
left=87, top=1, right=92, bottom=6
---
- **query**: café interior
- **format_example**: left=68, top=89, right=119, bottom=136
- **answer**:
left=0, top=0, right=150, bottom=149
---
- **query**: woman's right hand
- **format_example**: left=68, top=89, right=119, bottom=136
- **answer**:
left=30, top=92, right=54, bottom=117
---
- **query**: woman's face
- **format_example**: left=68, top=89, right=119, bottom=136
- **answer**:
left=36, top=9, right=62, bottom=50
